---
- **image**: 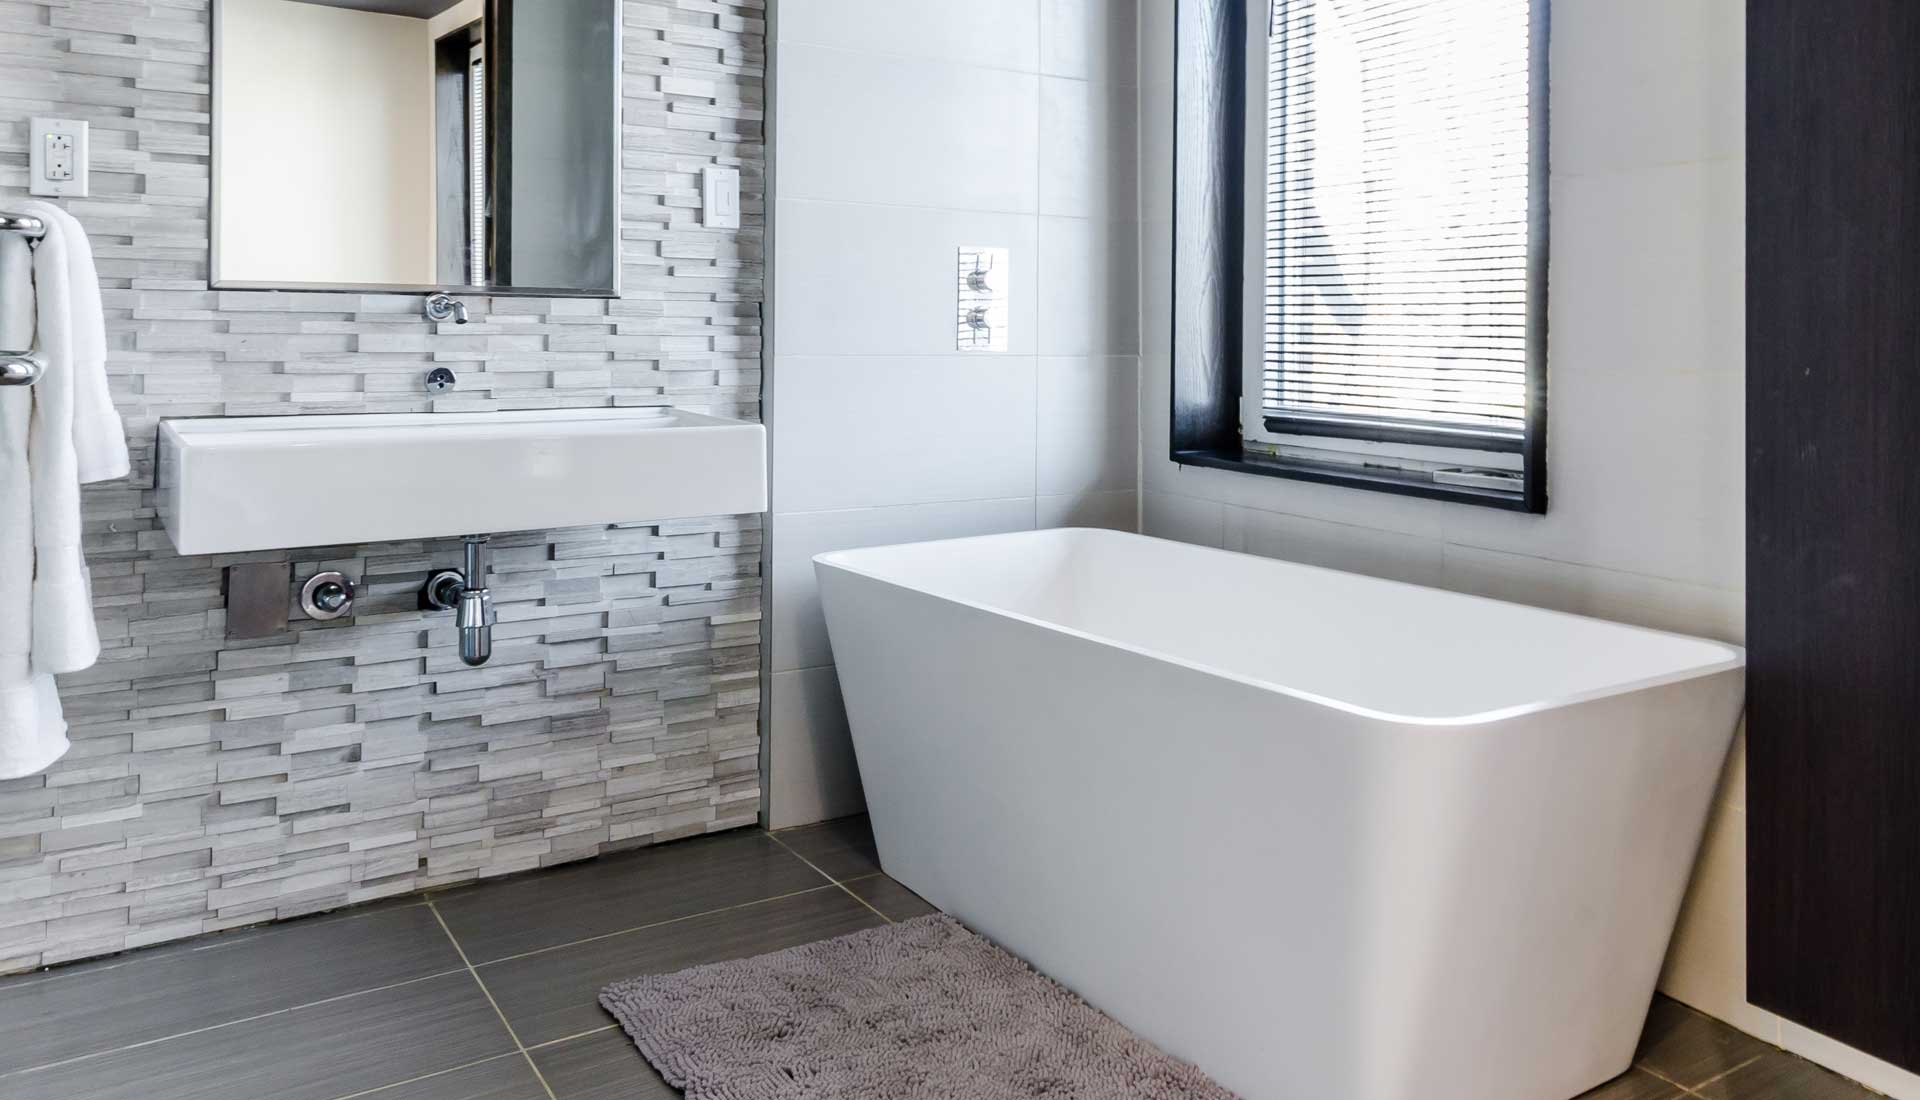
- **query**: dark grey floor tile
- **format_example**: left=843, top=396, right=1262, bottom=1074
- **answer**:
left=479, top=886, right=884, bottom=1046
left=0, top=971, right=514, bottom=1100
left=532, top=1028, right=677, bottom=1100
left=773, top=814, right=879, bottom=880
left=844, top=873, right=937, bottom=921
left=341, top=1054, right=547, bottom=1100
left=1574, top=1067, right=1687, bottom=1100
left=1633, top=995, right=1774, bottom=1089
left=434, top=829, right=824, bottom=963
left=0, top=903, right=463, bottom=1074
left=1695, top=1049, right=1879, bottom=1100
left=0, top=897, right=429, bottom=992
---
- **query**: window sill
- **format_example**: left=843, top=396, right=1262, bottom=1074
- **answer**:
left=1171, top=447, right=1544, bottom=514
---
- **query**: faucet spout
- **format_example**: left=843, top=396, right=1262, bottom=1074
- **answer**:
left=425, top=292, right=469, bottom=324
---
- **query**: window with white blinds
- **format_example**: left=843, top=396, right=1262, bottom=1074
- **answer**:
left=1255, top=0, right=1540, bottom=453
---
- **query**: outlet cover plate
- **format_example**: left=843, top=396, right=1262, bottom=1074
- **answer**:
left=701, top=165, right=740, bottom=229
left=29, top=117, right=88, bottom=198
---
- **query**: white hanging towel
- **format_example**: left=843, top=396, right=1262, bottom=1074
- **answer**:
left=0, top=201, right=129, bottom=779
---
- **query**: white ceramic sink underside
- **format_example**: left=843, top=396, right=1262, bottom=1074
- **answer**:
left=158, top=408, right=767, bottom=555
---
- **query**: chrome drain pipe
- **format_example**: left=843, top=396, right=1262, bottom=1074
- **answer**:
left=421, top=535, right=496, bottom=667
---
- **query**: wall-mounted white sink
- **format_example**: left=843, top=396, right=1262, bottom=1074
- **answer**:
left=158, top=408, right=767, bottom=555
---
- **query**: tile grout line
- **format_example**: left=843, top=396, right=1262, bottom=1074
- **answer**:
left=1682, top=1052, right=1768, bottom=1096
left=764, top=831, right=894, bottom=925
left=478, top=881, right=846, bottom=967
left=316, top=1051, right=528, bottom=1100
left=1635, top=1063, right=1701, bottom=1096
left=524, top=1024, right=618, bottom=1052
left=427, top=898, right=560, bottom=1100
left=0, top=967, right=474, bottom=1080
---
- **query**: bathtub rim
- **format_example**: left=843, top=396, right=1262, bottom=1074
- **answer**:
left=814, top=527, right=1746, bottom=729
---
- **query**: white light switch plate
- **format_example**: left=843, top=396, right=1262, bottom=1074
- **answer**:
left=701, top=165, right=740, bottom=229
left=29, top=117, right=88, bottom=198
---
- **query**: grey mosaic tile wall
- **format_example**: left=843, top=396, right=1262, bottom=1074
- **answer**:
left=0, top=0, right=766, bottom=971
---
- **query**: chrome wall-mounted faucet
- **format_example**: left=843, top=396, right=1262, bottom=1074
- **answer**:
left=424, top=292, right=469, bottom=324
left=421, top=535, right=495, bottom=666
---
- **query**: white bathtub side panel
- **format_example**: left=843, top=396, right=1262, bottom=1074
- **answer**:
left=820, top=563, right=1392, bottom=1099
left=818, top=562, right=1746, bottom=1100
left=1364, top=668, right=1747, bottom=1100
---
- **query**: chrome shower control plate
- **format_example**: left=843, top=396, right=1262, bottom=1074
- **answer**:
left=425, top=367, right=457, bottom=394
left=956, top=246, right=1008, bottom=352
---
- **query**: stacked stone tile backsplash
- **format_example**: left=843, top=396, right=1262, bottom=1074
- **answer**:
left=0, top=0, right=766, bottom=970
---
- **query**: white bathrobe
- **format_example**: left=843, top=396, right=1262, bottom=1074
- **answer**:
left=0, top=202, right=128, bottom=779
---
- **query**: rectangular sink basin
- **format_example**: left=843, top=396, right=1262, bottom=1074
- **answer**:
left=158, top=408, right=767, bottom=555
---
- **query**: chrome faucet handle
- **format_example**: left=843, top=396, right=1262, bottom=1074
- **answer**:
left=300, top=572, right=354, bottom=621
left=424, top=292, right=469, bottom=324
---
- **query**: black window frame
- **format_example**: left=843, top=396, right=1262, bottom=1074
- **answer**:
left=1169, top=0, right=1551, bottom=514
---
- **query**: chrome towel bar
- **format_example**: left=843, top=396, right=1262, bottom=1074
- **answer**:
left=0, top=208, right=46, bottom=387
left=0, top=357, right=41, bottom=387
left=0, top=212, right=46, bottom=241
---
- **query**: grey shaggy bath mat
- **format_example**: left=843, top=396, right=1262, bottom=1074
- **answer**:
left=597, top=913, right=1238, bottom=1099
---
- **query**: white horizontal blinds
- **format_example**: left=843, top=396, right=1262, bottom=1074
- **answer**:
left=469, top=49, right=486, bottom=287
left=1264, top=0, right=1534, bottom=442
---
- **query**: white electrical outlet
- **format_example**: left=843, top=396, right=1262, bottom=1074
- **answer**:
left=701, top=165, right=740, bottom=229
left=29, top=117, right=88, bottom=198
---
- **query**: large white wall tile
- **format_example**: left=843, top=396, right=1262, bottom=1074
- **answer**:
left=1137, top=87, right=1174, bottom=223
left=1041, top=76, right=1140, bottom=220
left=1137, top=0, right=1174, bottom=90
left=1224, top=505, right=1447, bottom=587
left=1551, top=0, right=1744, bottom=176
left=1143, top=489, right=1225, bottom=546
left=1041, top=0, right=1139, bottom=84
left=1038, top=216, right=1140, bottom=355
left=777, top=0, right=1040, bottom=73
left=1442, top=366, right=1745, bottom=589
left=1038, top=356, right=1138, bottom=495
left=772, top=355, right=1039, bottom=513
left=777, top=45, right=1040, bottom=213
left=1550, top=159, right=1744, bottom=376
left=1038, top=488, right=1138, bottom=531
left=774, top=199, right=1039, bottom=358
left=771, top=498, right=1037, bottom=672
left=768, top=667, right=867, bottom=829
left=1440, top=543, right=1745, bottom=643
left=1139, top=216, right=1171, bottom=352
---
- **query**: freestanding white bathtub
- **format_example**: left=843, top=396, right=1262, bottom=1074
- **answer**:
left=815, top=528, right=1745, bottom=1100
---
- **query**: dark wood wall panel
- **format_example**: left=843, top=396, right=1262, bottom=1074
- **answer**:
left=1747, top=0, right=1920, bottom=1073
left=1170, top=0, right=1245, bottom=455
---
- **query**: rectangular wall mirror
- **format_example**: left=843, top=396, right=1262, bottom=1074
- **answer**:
left=211, top=0, right=620, bottom=297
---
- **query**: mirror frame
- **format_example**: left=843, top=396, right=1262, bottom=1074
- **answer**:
left=207, top=0, right=623, bottom=299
